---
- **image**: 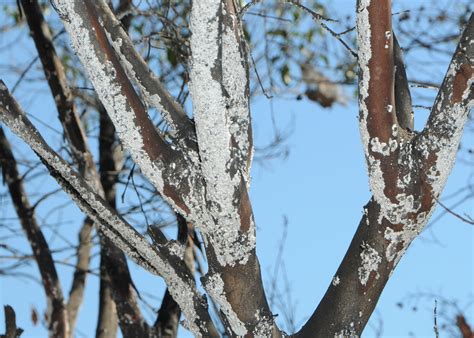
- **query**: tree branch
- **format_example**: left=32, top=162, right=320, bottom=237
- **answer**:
left=19, top=2, right=101, bottom=331
left=188, top=1, right=277, bottom=336
left=155, top=214, right=196, bottom=338
left=393, top=34, right=414, bottom=131
left=416, top=14, right=474, bottom=198
left=91, top=0, right=198, bottom=154
left=20, top=0, right=99, bottom=187
left=54, top=0, right=200, bottom=219
left=0, top=128, right=69, bottom=337
left=1, top=305, right=23, bottom=338
left=295, top=5, right=473, bottom=338
left=98, top=106, right=151, bottom=337
left=66, top=218, right=93, bottom=333
left=0, top=82, right=216, bottom=336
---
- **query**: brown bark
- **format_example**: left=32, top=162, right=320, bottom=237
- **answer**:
left=98, top=105, right=151, bottom=338
left=457, top=315, right=474, bottom=338
left=19, top=1, right=99, bottom=332
left=0, top=128, right=69, bottom=337
left=295, top=8, right=473, bottom=338
left=154, top=214, right=194, bottom=338
left=1, top=306, right=23, bottom=338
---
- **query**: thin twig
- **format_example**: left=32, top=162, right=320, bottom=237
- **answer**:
left=433, top=195, right=474, bottom=225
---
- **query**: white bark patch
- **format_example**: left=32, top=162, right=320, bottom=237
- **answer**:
left=356, top=0, right=420, bottom=226
left=418, top=67, right=473, bottom=197
left=204, top=274, right=247, bottom=336
left=253, top=310, right=274, bottom=336
left=104, top=27, right=181, bottom=139
left=332, top=276, right=341, bottom=286
left=334, top=328, right=358, bottom=338
left=56, top=1, right=167, bottom=191
left=1, top=95, right=203, bottom=336
left=358, top=243, right=381, bottom=286
left=356, top=0, right=372, bottom=169
left=188, top=0, right=255, bottom=266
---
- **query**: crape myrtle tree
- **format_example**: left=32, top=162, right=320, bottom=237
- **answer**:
left=0, top=0, right=472, bottom=337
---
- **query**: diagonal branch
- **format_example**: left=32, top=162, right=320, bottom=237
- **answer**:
left=0, top=82, right=216, bottom=336
left=416, top=14, right=474, bottom=198
left=21, top=1, right=140, bottom=333
left=19, top=1, right=101, bottom=331
left=91, top=0, right=198, bottom=154
left=0, top=128, right=69, bottom=338
left=53, top=0, right=199, bottom=218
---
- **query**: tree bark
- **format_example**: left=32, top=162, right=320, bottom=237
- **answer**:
left=0, top=128, right=69, bottom=337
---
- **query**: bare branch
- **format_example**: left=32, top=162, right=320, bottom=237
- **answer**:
left=54, top=0, right=200, bottom=219
left=0, top=128, right=69, bottom=337
left=91, top=0, right=198, bottom=154
left=66, top=218, right=93, bottom=332
left=295, top=4, right=473, bottom=338
left=393, top=34, right=414, bottom=131
left=1, top=305, right=23, bottom=338
left=98, top=106, right=150, bottom=337
left=0, top=82, right=215, bottom=336
left=416, top=14, right=474, bottom=198
left=20, top=0, right=99, bottom=186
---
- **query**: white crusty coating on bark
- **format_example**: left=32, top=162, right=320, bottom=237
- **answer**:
left=103, top=27, right=182, bottom=140
left=383, top=50, right=473, bottom=264
left=1, top=92, right=203, bottom=336
left=358, top=243, right=381, bottom=285
left=356, top=0, right=373, bottom=173
left=188, top=0, right=255, bottom=266
left=204, top=274, right=247, bottom=335
left=54, top=1, right=197, bottom=216
left=253, top=310, right=274, bottom=336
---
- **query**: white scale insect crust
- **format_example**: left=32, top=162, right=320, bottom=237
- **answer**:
left=188, top=0, right=255, bottom=266
left=358, top=243, right=381, bottom=285
left=204, top=274, right=247, bottom=335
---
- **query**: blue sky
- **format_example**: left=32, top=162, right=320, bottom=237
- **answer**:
left=0, top=0, right=472, bottom=337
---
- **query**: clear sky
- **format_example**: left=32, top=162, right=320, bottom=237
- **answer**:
left=0, top=0, right=472, bottom=337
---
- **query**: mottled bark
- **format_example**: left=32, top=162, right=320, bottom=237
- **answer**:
left=98, top=106, right=151, bottom=338
left=295, top=5, right=473, bottom=338
left=91, top=0, right=198, bottom=154
left=154, top=214, right=195, bottom=338
left=188, top=1, right=276, bottom=336
left=1, top=1, right=471, bottom=337
left=19, top=1, right=99, bottom=331
left=0, top=128, right=69, bottom=338
left=0, top=82, right=216, bottom=336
